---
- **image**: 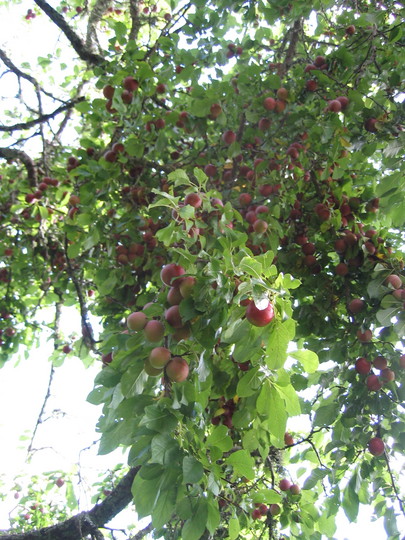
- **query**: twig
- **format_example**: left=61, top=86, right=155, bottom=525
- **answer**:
left=384, top=453, right=405, bottom=516
left=26, top=296, right=63, bottom=458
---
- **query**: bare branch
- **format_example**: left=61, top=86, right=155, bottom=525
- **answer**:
left=0, top=97, right=85, bottom=133
left=33, top=0, right=104, bottom=65
left=0, top=147, right=37, bottom=185
left=0, top=48, right=65, bottom=103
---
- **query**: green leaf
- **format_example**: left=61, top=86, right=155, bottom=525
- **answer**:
left=376, top=306, right=398, bottom=326
left=140, top=405, right=178, bottom=433
left=266, top=74, right=281, bottom=89
left=156, top=222, right=178, bottom=246
left=257, top=381, right=287, bottom=445
left=128, top=436, right=152, bottom=466
left=303, top=468, right=329, bottom=490
left=314, top=403, right=340, bottom=427
left=238, top=256, right=263, bottom=278
left=152, top=483, right=177, bottom=529
left=265, top=319, right=295, bottom=369
left=206, top=425, right=233, bottom=452
left=65, top=481, right=77, bottom=511
left=317, top=512, right=337, bottom=537
left=384, top=506, right=400, bottom=537
left=206, top=499, right=220, bottom=534
left=342, top=480, right=359, bottom=522
left=125, top=137, right=144, bottom=158
left=168, top=169, right=190, bottom=186
left=275, top=383, right=301, bottom=416
left=183, top=456, right=204, bottom=484
left=131, top=472, right=161, bottom=518
left=151, top=434, right=179, bottom=465
left=290, top=349, right=319, bottom=373
left=98, top=273, right=117, bottom=295
left=182, top=498, right=208, bottom=540
left=82, top=231, right=99, bottom=251
left=189, top=98, right=211, bottom=117
left=226, top=449, right=255, bottom=480
left=75, top=101, right=91, bottom=113
left=228, top=516, right=240, bottom=540
left=67, top=242, right=81, bottom=258
left=236, top=366, right=262, bottom=397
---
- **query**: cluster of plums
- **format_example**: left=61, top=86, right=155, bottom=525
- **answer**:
left=123, top=262, right=195, bottom=381
left=251, top=478, right=301, bottom=520
left=355, top=354, right=397, bottom=392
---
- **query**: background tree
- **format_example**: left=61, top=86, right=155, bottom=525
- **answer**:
left=0, top=0, right=404, bottom=539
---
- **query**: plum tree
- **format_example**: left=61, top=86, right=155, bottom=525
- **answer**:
left=0, top=0, right=404, bottom=539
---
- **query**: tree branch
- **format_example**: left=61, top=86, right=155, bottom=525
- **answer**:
left=384, top=453, right=405, bottom=516
left=129, top=522, right=153, bottom=540
left=278, top=19, right=302, bottom=78
left=128, top=0, right=141, bottom=42
left=33, top=0, right=104, bottom=65
left=86, top=0, right=113, bottom=51
left=0, top=468, right=139, bottom=540
left=0, top=97, right=85, bottom=133
left=0, top=147, right=37, bottom=186
left=64, top=236, right=98, bottom=351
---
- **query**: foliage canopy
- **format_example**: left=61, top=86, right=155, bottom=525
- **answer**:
left=0, top=0, right=404, bottom=539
